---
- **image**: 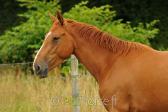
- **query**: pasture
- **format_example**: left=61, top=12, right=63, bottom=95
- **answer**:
left=0, top=68, right=106, bottom=112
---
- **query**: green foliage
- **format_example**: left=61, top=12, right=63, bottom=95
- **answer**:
left=64, top=2, right=159, bottom=44
left=0, top=0, right=59, bottom=63
left=0, top=1, right=159, bottom=64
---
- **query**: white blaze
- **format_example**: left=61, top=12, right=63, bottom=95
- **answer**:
left=45, top=31, right=52, bottom=39
left=33, top=31, right=52, bottom=65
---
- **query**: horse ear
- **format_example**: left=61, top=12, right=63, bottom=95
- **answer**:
left=56, top=11, right=64, bottom=26
left=49, top=12, right=57, bottom=23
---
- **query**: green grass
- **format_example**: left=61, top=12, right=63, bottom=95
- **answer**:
left=0, top=69, right=106, bottom=112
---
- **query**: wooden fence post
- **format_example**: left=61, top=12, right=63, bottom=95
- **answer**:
left=71, top=55, right=80, bottom=112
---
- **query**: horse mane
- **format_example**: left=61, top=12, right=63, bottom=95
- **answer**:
left=66, top=19, right=148, bottom=55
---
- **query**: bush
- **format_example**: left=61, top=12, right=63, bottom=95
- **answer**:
left=0, top=0, right=59, bottom=63
left=0, top=1, right=159, bottom=64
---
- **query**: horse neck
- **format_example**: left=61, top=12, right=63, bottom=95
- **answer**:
left=66, top=26, right=123, bottom=83
left=65, top=21, right=151, bottom=83
left=73, top=36, right=114, bottom=83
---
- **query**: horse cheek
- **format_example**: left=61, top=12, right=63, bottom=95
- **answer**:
left=57, top=43, right=73, bottom=59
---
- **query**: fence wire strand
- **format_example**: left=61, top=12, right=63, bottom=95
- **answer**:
left=0, top=62, right=33, bottom=66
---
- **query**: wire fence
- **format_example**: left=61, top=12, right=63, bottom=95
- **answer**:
left=0, top=62, right=33, bottom=66
left=0, top=62, right=34, bottom=77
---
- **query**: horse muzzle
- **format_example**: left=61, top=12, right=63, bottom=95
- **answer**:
left=33, top=63, right=48, bottom=78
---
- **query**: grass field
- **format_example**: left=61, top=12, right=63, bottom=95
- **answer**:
left=0, top=68, right=106, bottom=112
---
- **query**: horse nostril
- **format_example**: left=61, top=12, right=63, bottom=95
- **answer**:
left=37, top=65, right=40, bottom=71
left=35, top=64, right=41, bottom=72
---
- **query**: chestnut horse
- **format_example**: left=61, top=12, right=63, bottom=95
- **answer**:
left=33, top=12, right=168, bottom=112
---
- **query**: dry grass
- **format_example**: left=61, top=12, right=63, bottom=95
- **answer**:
left=0, top=69, right=106, bottom=112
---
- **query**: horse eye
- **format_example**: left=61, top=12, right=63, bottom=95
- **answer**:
left=53, top=37, right=60, bottom=42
